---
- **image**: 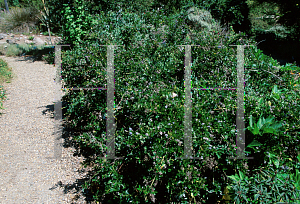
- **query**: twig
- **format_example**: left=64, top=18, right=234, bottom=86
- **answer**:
left=150, top=155, right=165, bottom=187
left=254, top=39, right=266, bottom=46
left=248, top=68, right=282, bottom=81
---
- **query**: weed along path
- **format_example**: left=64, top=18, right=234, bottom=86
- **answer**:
left=0, top=56, right=93, bottom=203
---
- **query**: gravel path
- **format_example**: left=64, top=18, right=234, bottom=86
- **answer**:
left=0, top=56, right=94, bottom=204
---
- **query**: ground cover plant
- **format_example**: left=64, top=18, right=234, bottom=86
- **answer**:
left=0, top=58, right=12, bottom=112
left=58, top=4, right=300, bottom=203
left=0, top=43, right=53, bottom=60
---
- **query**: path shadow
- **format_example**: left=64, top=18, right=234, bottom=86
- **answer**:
left=40, top=100, right=100, bottom=203
left=15, top=46, right=55, bottom=64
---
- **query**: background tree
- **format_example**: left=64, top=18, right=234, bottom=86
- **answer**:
left=4, top=0, right=9, bottom=12
left=254, top=0, right=300, bottom=39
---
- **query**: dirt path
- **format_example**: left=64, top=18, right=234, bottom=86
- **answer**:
left=0, top=56, right=94, bottom=203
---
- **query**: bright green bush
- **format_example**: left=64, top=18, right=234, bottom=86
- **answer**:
left=0, top=58, right=12, bottom=112
left=61, top=0, right=98, bottom=47
left=0, top=85, right=5, bottom=111
left=60, top=6, right=300, bottom=204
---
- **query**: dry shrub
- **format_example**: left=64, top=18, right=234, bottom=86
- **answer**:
left=0, top=7, right=40, bottom=33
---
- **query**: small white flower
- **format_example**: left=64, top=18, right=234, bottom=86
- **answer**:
left=171, top=92, right=178, bottom=98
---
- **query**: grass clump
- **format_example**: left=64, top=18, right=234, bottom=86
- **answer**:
left=0, top=43, right=47, bottom=57
left=5, top=44, right=23, bottom=56
left=0, top=6, right=40, bottom=34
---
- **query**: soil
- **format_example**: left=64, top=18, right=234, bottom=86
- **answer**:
left=0, top=33, right=62, bottom=45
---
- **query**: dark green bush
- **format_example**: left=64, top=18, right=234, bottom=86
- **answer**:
left=60, top=6, right=300, bottom=203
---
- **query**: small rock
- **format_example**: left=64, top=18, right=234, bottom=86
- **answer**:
left=25, top=39, right=34, bottom=44
left=11, top=34, right=14, bottom=38
left=6, top=39, right=16, bottom=44
left=15, top=37, right=20, bottom=41
left=33, top=37, right=45, bottom=45
left=0, top=33, right=7, bottom=39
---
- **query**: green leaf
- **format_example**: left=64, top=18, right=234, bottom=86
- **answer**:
left=246, top=140, right=262, bottom=149
left=257, top=117, right=264, bottom=129
left=263, top=127, right=276, bottom=134
left=251, top=126, right=260, bottom=135
left=272, top=85, right=278, bottom=94
left=258, top=97, right=264, bottom=106
left=239, top=170, right=246, bottom=180
left=297, top=154, right=300, bottom=163
left=249, top=115, right=254, bottom=128
left=228, top=174, right=240, bottom=183
left=264, top=116, right=274, bottom=125
left=269, top=122, right=283, bottom=130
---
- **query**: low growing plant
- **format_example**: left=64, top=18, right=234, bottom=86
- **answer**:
left=59, top=6, right=300, bottom=203
left=227, top=154, right=300, bottom=203
left=0, top=58, right=12, bottom=112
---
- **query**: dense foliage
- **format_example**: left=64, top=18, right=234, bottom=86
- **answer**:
left=253, top=0, right=300, bottom=39
left=59, top=4, right=300, bottom=203
left=0, top=58, right=12, bottom=112
left=1, top=0, right=299, bottom=202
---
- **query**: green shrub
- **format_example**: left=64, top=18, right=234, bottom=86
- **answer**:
left=61, top=0, right=98, bottom=46
left=0, top=58, right=12, bottom=112
left=59, top=6, right=300, bottom=204
left=4, top=44, right=22, bottom=56
left=227, top=153, right=300, bottom=203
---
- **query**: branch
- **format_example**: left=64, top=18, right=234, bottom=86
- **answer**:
left=248, top=68, right=282, bottom=81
